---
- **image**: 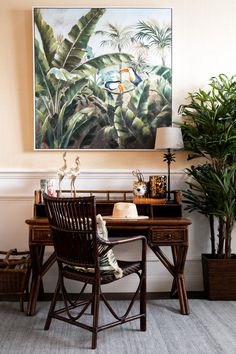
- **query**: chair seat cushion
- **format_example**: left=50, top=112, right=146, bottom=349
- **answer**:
left=63, top=260, right=141, bottom=284
left=101, top=260, right=141, bottom=284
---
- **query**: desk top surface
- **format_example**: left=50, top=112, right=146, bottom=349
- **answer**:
left=25, top=216, right=192, bottom=227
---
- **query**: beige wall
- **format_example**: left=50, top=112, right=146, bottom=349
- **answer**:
left=0, top=0, right=236, bottom=292
left=1, top=0, right=236, bottom=171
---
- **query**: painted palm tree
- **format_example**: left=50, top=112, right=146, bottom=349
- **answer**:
left=129, top=40, right=150, bottom=72
left=95, top=23, right=133, bottom=53
left=134, top=21, right=171, bottom=66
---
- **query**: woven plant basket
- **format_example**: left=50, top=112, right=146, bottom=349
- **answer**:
left=0, top=249, right=31, bottom=311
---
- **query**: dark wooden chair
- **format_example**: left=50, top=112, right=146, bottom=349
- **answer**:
left=43, top=194, right=146, bottom=349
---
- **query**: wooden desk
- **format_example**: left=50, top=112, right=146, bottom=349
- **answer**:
left=26, top=215, right=191, bottom=316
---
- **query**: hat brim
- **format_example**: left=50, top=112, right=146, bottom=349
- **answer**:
left=103, top=215, right=149, bottom=220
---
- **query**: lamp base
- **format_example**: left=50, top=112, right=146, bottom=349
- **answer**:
left=165, top=199, right=175, bottom=204
left=165, top=190, right=182, bottom=204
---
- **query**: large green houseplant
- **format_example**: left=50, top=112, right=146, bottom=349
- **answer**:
left=178, top=74, right=236, bottom=299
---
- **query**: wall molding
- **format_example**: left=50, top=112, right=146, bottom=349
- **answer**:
left=0, top=196, right=34, bottom=201
left=0, top=169, right=186, bottom=177
left=0, top=169, right=187, bottom=197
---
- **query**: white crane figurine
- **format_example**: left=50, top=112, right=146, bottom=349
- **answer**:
left=68, top=156, right=80, bottom=196
left=57, top=151, right=67, bottom=196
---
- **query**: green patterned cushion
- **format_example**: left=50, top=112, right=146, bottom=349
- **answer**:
left=96, top=214, right=123, bottom=279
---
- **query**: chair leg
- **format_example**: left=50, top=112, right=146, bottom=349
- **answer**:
left=91, top=284, right=100, bottom=350
left=44, top=280, right=60, bottom=330
left=19, top=295, right=24, bottom=312
left=91, top=284, right=95, bottom=315
left=140, top=273, right=146, bottom=331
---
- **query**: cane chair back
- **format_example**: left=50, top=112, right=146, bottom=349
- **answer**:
left=44, top=195, right=98, bottom=270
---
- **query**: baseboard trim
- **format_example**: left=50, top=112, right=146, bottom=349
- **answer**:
left=0, top=291, right=206, bottom=302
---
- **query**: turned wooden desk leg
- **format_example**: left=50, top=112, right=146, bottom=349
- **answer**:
left=27, top=274, right=42, bottom=316
left=27, top=245, right=45, bottom=316
left=174, top=245, right=189, bottom=315
left=176, top=273, right=189, bottom=315
left=170, top=246, right=178, bottom=297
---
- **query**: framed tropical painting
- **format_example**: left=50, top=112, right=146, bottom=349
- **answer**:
left=33, top=7, right=172, bottom=150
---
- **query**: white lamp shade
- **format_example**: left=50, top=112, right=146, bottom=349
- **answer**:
left=154, top=127, right=184, bottom=150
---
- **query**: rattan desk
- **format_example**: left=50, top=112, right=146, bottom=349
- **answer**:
left=26, top=214, right=191, bottom=316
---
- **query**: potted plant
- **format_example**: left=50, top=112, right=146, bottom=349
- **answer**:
left=178, top=73, right=236, bottom=299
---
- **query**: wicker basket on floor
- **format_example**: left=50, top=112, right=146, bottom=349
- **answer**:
left=0, top=249, right=31, bottom=312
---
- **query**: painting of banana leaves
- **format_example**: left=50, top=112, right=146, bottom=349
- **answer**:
left=33, top=7, right=172, bottom=150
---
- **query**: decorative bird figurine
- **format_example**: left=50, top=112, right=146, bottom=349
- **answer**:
left=120, top=67, right=142, bottom=86
left=68, top=156, right=80, bottom=197
left=57, top=152, right=67, bottom=196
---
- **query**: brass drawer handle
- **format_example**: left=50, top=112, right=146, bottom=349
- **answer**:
left=47, top=233, right=51, bottom=238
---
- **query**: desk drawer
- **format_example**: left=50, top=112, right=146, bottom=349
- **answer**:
left=31, top=229, right=51, bottom=242
left=150, top=228, right=184, bottom=243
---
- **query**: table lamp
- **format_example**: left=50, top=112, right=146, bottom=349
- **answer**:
left=154, top=127, right=184, bottom=202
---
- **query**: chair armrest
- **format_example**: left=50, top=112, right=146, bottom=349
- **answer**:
left=97, top=234, right=146, bottom=246
left=97, top=235, right=146, bottom=262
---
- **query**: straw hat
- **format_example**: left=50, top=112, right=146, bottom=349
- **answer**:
left=103, top=202, right=149, bottom=220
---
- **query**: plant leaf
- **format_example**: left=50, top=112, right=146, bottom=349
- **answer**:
left=34, top=8, right=57, bottom=67
left=52, top=8, right=106, bottom=71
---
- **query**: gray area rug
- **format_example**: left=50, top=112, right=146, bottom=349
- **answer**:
left=0, top=300, right=235, bottom=354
